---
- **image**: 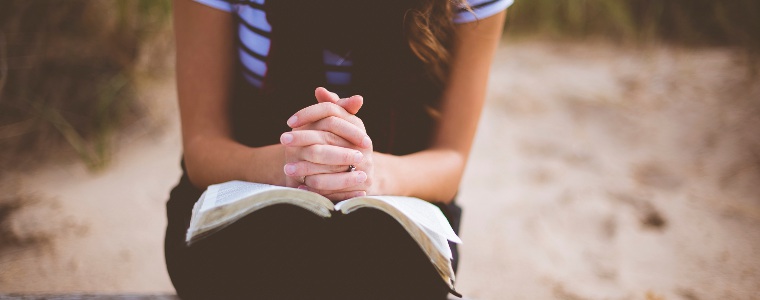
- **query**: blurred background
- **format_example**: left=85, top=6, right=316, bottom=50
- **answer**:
left=1, top=0, right=759, bottom=299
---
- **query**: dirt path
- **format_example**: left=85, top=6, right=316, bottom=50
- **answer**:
left=0, top=78, right=181, bottom=292
left=2, top=41, right=759, bottom=299
left=456, top=41, right=760, bottom=300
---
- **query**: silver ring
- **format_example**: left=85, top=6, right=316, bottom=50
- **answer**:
left=347, top=165, right=356, bottom=172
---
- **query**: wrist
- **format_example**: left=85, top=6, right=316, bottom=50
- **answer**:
left=235, top=146, right=258, bottom=183
left=240, top=144, right=287, bottom=186
left=373, top=153, right=404, bottom=196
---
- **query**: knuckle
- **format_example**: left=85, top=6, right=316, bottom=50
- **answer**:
left=343, top=151, right=354, bottom=164
left=326, top=116, right=340, bottom=128
left=314, top=177, right=333, bottom=190
left=306, top=145, right=323, bottom=161
left=306, top=176, right=320, bottom=188
left=324, top=132, right=339, bottom=146
left=316, top=102, right=331, bottom=111
left=350, top=116, right=365, bottom=129
left=318, top=102, right=332, bottom=115
left=298, top=122, right=315, bottom=130
left=294, top=130, right=309, bottom=141
left=299, top=162, right=311, bottom=175
left=327, top=103, right=342, bottom=116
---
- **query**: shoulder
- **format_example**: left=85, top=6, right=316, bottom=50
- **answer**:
left=454, top=0, right=514, bottom=24
left=192, top=0, right=234, bottom=12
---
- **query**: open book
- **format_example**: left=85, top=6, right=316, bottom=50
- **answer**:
left=186, top=180, right=462, bottom=292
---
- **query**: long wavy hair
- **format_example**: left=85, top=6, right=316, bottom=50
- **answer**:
left=404, top=0, right=471, bottom=82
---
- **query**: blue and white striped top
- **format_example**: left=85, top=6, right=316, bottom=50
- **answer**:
left=195, top=0, right=513, bottom=90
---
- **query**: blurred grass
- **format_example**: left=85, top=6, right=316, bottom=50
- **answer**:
left=505, top=0, right=760, bottom=52
left=0, top=0, right=172, bottom=170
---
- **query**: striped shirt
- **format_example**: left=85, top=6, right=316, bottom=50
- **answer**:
left=195, top=0, right=513, bottom=91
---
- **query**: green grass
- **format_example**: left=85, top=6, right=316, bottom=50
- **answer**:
left=0, top=0, right=171, bottom=170
left=505, top=0, right=760, bottom=51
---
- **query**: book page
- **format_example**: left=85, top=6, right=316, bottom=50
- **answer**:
left=337, top=196, right=462, bottom=244
left=199, top=181, right=290, bottom=212
left=420, top=224, right=453, bottom=259
left=187, top=181, right=335, bottom=245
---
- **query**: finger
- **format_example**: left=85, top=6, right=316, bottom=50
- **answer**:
left=307, top=111, right=365, bottom=133
left=315, top=87, right=340, bottom=103
left=322, top=190, right=367, bottom=202
left=302, top=171, right=368, bottom=191
left=297, top=185, right=367, bottom=199
left=337, top=95, right=363, bottom=115
left=300, top=144, right=364, bottom=165
left=297, top=185, right=366, bottom=202
left=280, top=130, right=354, bottom=148
left=315, top=87, right=363, bottom=115
left=287, top=102, right=354, bottom=128
left=297, top=117, right=370, bottom=148
left=283, top=161, right=352, bottom=177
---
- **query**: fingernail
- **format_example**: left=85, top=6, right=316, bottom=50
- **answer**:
left=284, top=164, right=296, bottom=175
left=280, top=133, right=293, bottom=144
left=297, top=185, right=309, bottom=190
left=353, top=151, right=363, bottom=163
left=361, top=136, right=372, bottom=148
left=356, top=172, right=367, bottom=183
left=287, top=115, right=298, bottom=127
left=331, top=92, right=339, bottom=98
left=356, top=191, right=367, bottom=197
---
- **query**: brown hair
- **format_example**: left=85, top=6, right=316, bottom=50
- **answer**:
left=404, top=0, right=471, bottom=82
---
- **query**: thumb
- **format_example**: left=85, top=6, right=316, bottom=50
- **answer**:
left=315, top=87, right=340, bottom=103
left=337, top=95, right=363, bottom=115
left=314, top=87, right=363, bottom=115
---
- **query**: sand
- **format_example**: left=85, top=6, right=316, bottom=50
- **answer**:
left=1, top=40, right=759, bottom=299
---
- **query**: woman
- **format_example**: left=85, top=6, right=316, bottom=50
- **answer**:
left=165, top=0, right=509, bottom=299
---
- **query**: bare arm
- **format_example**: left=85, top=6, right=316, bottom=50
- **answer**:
left=286, top=11, right=507, bottom=203
left=174, top=0, right=284, bottom=188
left=177, top=0, right=504, bottom=200
left=374, top=11, right=507, bottom=202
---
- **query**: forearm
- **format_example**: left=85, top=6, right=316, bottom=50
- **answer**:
left=375, top=149, right=466, bottom=203
left=374, top=12, right=507, bottom=203
left=183, top=136, right=285, bottom=189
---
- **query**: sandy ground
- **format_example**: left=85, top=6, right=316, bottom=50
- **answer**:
left=1, top=40, right=759, bottom=299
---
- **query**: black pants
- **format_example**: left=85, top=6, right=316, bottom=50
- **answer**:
left=164, top=172, right=462, bottom=300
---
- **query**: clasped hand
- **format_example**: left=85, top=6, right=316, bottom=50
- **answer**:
left=280, top=87, right=375, bottom=201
